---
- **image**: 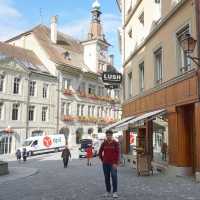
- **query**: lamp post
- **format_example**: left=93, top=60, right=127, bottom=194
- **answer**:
left=180, top=33, right=200, bottom=67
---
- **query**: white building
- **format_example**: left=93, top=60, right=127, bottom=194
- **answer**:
left=0, top=42, right=57, bottom=154
left=0, top=0, right=122, bottom=153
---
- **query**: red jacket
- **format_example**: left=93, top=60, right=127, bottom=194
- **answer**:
left=99, top=139, right=119, bottom=165
left=86, top=147, right=93, bottom=158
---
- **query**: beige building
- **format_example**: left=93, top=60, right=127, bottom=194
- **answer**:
left=116, top=0, right=200, bottom=180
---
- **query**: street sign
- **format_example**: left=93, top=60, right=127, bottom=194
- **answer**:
left=104, top=84, right=119, bottom=89
left=102, top=72, right=122, bottom=83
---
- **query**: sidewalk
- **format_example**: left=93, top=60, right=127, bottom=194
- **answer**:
left=0, top=166, right=39, bottom=184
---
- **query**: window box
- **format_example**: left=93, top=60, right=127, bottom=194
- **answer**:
left=64, top=89, right=73, bottom=96
left=63, top=115, right=75, bottom=122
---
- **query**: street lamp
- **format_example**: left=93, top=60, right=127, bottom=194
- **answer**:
left=180, top=33, right=200, bottom=67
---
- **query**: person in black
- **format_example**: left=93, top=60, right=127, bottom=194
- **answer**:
left=61, top=145, right=71, bottom=168
left=16, top=149, right=21, bottom=162
left=22, top=148, right=27, bottom=162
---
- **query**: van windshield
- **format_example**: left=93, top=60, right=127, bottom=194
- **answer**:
left=22, top=140, right=33, bottom=146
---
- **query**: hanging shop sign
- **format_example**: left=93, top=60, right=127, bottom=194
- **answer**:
left=102, top=72, right=122, bottom=84
left=104, top=84, right=119, bottom=89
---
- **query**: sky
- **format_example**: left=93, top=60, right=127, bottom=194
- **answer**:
left=0, top=0, right=122, bottom=70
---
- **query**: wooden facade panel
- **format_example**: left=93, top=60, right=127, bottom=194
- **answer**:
left=168, top=111, right=178, bottom=165
left=195, top=103, right=200, bottom=171
left=189, top=77, right=198, bottom=98
left=123, top=73, right=199, bottom=117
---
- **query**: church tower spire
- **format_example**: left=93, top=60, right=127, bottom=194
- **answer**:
left=88, top=0, right=105, bottom=41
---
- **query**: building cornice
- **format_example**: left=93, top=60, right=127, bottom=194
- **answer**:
left=123, top=0, right=188, bottom=68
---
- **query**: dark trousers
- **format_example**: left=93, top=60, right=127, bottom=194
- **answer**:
left=103, top=163, right=118, bottom=193
left=63, top=158, right=69, bottom=168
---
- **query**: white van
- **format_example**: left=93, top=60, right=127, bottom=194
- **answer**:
left=20, top=134, right=66, bottom=156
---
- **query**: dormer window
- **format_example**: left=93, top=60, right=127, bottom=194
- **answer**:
left=64, top=51, right=71, bottom=60
left=128, top=29, right=132, bottom=38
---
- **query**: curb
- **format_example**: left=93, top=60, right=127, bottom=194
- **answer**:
left=0, top=167, right=39, bottom=184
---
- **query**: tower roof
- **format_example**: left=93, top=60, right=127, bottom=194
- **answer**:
left=92, top=0, right=101, bottom=10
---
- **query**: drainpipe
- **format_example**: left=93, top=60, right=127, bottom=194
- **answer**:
left=25, top=72, right=31, bottom=139
left=56, top=71, right=60, bottom=133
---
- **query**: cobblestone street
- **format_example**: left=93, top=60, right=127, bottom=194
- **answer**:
left=0, top=152, right=200, bottom=200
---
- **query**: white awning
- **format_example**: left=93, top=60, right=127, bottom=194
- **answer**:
left=102, top=115, right=135, bottom=132
left=115, top=109, right=166, bottom=131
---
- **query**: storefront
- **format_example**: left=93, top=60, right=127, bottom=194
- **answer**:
left=0, top=129, right=15, bottom=155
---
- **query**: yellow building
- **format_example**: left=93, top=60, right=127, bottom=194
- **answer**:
left=116, top=0, right=200, bottom=181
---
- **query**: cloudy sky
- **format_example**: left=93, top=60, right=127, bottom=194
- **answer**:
left=0, top=0, right=122, bottom=70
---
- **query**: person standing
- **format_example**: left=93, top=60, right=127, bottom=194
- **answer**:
left=99, top=130, right=120, bottom=198
left=22, top=148, right=27, bottom=162
left=86, top=144, right=93, bottom=166
left=61, top=145, right=71, bottom=168
left=161, top=142, right=167, bottom=161
left=16, top=149, right=21, bottom=162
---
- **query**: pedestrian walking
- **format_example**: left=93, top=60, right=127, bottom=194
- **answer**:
left=86, top=144, right=93, bottom=166
left=99, top=130, right=120, bottom=198
left=16, top=149, right=21, bottom=162
left=22, top=148, right=27, bottom=162
left=61, top=145, right=71, bottom=168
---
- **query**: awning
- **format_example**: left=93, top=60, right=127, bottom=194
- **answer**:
left=115, top=109, right=166, bottom=131
left=102, top=115, right=135, bottom=132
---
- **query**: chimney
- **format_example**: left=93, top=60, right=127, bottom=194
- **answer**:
left=51, top=16, right=58, bottom=44
left=108, top=54, right=114, bottom=66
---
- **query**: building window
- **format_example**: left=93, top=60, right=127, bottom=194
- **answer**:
left=88, top=84, right=96, bottom=95
left=64, top=51, right=71, bottom=60
left=77, top=104, right=80, bottom=116
left=43, top=83, right=48, bottom=98
left=155, top=0, right=160, bottom=3
left=12, top=104, right=19, bottom=120
left=128, top=29, right=132, bottom=38
left=128, top=72, right=132, bottom=98
left=0, top=103, right=3, bottom=120
left=97, top=107, right=100, bottom=117
left=42, top=107, right=48, bottom=121
left=29, top=106, right=35, bottom=121
left=114, top=90, right=120, bottom=99
left=65, top=103, right=71, bottom=115
left=81, top=105, right=84, bottom=116
left=139, top=62, right=144, bottom=91
left=177, top=25, right=191, bottom=73
left=0, top=75, right=4, bottom=92
left=138, top=11, right=144, bottom=26
left=13, top=77, right=20, bottom=94
left=78, top=82, right=86, bottom=93
left=30, top=81, right=36, bottom=96
left=88, top=105, right=91, bottom=117
left=154, top=48, right=163, bottom=84
left=63, top=79, right=72, bottom=90
left=92, top=106, right=95, bottom=117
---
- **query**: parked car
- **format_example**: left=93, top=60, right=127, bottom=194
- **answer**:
left=79, top=139, right=99, bottom=158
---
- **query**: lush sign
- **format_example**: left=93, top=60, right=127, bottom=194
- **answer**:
left=102, top=72, right=122, bottom=84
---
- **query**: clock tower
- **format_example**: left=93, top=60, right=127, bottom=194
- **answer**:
left=82, top=0, right=110, bottom=74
